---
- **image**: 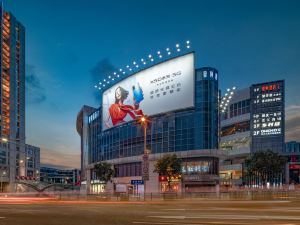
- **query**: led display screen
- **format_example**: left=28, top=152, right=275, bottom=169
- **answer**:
left=102, top=53, right=195, bottom=130
left=251, top=81, right=284, bottom=137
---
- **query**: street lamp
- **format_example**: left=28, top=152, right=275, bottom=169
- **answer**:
left=137, top=115, right=150, bottom=200
left=1, top=138, right=8, bottom=143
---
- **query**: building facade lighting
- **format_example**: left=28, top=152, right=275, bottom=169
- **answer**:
left=94, top=40, right=193, bottom=91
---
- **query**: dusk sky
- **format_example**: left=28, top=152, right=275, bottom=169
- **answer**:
left=3, top=0, right=300, bottom=168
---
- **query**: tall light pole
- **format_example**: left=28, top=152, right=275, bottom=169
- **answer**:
left=137, top=116, right=150, bottom=200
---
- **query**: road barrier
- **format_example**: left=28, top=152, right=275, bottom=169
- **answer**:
left=2, top=189, right=300, bottom=202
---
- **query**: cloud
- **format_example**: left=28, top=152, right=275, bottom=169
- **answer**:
left=90, top=58, right=116, bottom=102
left=285, top=105, right=300, bottom=141
left=40, top=147, right=80, bottom=169
left=26, top=65, right=47, bottom=104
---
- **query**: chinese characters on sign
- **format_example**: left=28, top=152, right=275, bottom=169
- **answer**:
left=149, top=70, right=183, bottom=100
left=181, top=161, right=210, bottom=174
left=131, top=180, right=144, bottom=185
left=251, top=81, right=284, bottom=137
left=253, top=112, right=282, bottom=136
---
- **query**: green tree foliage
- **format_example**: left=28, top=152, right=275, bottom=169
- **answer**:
left=154, top=154, right=182, bottom=191
left=244, top=150, right=287, bottom=185
left=94, top=162, right=114, bottom=183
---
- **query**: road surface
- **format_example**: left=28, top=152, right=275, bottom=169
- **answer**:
left=0, top=197, right=299, bottom=224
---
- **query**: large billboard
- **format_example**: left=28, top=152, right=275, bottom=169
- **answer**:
left=102, top=53, right=195, bottom=130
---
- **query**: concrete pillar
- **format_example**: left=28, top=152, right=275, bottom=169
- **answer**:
left=147, top=160, right=159, bottom=194
left=86, top=169, right=91, bottom=194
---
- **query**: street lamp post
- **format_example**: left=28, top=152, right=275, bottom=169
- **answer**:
left=137, top=116, right=150, bottom=200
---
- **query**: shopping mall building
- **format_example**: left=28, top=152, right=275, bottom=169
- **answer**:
left=77, top=51, right=225, bottom=194
left=219, top=80, right=286, bottom=186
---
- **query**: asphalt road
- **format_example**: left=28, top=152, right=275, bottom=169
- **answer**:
left=0, top=198, right=300, bottom=225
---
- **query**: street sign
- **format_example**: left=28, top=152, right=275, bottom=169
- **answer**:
left=131, top=180, right=144, bottom=185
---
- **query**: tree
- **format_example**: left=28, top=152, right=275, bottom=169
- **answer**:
left=154, top=154, right=182, bottom=191
left=94, top=162, right=114, bottom=184
left=244, top=150, right=287, bottom=186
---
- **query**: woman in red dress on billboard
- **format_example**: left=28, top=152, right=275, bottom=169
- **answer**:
left=105, top=86, right=144, bottom=128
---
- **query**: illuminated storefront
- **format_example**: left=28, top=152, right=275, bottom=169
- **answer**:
left=157, top=157, right=220, bottom=192
left=90, top=180, right=106, bottom=194
left=159, top=175, right=181, bottom=192
left=181, top=157, right=219, bottom=192
left=219, top=163, right=243, bottom=186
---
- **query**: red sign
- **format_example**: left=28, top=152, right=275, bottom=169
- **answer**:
left=262, top=84, right=280, bottom=92
left=159, top=176, right=167, bottom=182
left=289, top=164, right=300, bottom=169
left=159, top=175, right=181, bottom=182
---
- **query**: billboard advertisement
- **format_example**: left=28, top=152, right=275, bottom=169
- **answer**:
left=102, top=53, right=195, bottom=130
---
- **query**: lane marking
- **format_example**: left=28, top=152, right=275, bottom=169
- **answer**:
left=133, top=222, right=205, bottom=225
left=162, top=207, right=300, bottom=212
left=133, top=222, right=251, bottom=225
left=147, top=214, right=300, bottom=221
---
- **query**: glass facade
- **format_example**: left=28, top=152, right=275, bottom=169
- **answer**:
left=114, top=162, right=142, bottom=177
left=40, top=167, right=80, bottom=185
left=87, top=67, right=219, bottom=164
left=25, top=144, right=40, bottom=179
left=229, top=99, right=250, bottom=118
left=285, top=141, right=300, bottom=154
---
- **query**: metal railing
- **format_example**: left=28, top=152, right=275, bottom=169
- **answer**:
left=1, top=186, right=300, bottom=202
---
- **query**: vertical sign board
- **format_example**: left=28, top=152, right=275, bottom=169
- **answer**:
left=250, top=80, right=285, bottom=153
left=142, top=154, right=149, bottom=181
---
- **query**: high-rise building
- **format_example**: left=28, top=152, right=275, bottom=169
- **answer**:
left=0, top=4, right=40, bottom=192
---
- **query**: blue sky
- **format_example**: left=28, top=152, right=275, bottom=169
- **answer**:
left=3, top=0, right=300, bottom=168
